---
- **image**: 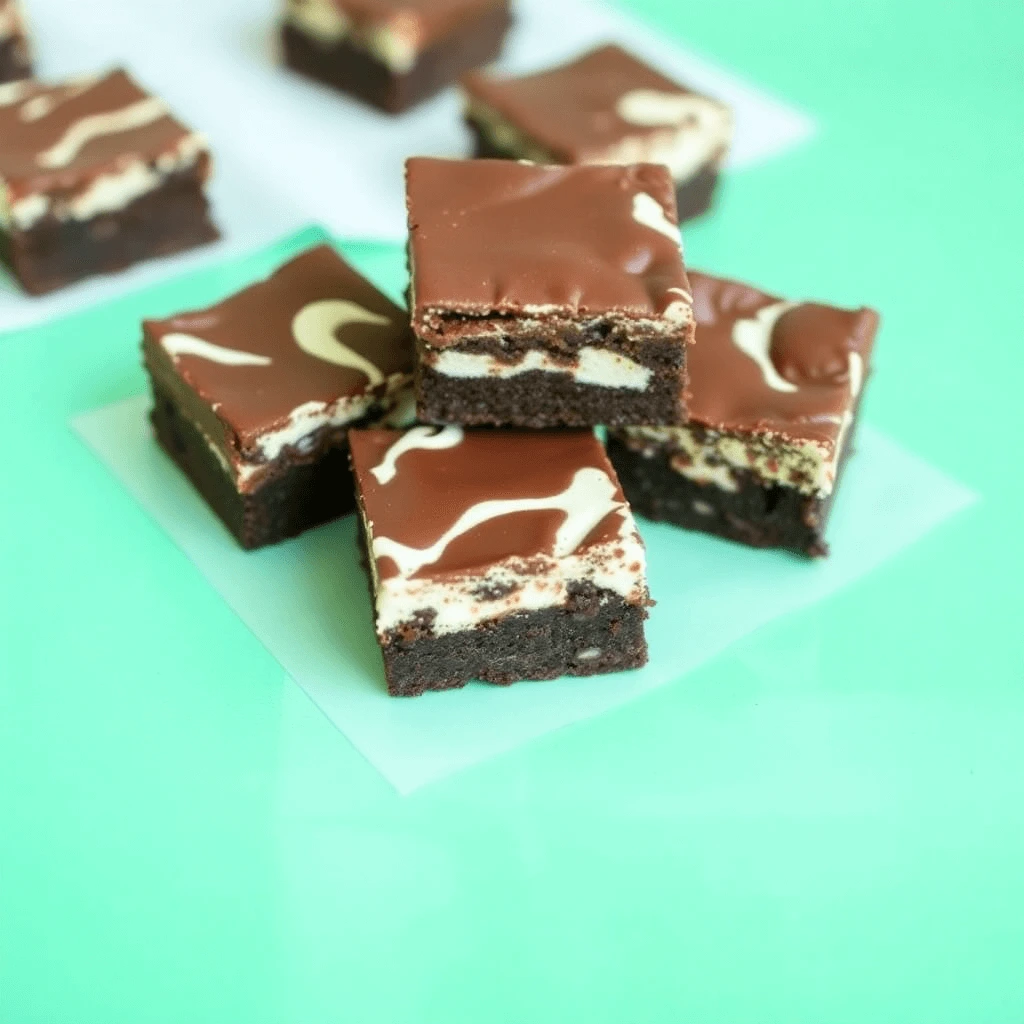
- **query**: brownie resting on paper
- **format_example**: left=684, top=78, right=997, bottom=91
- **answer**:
left=0, top=70, right=218, bottom=295
left=143, top=244, right=414, bottom=550
left=281, top=0, right=512, bottom=113
left=406, top=157, right=695, bottom=428
left=607, top=271, right=880, bottom=557
left=462, top=44, right=733, bottom=222
left=0, top=0, right=31, bottom=84
left=349, top=427, right=652, bottom=696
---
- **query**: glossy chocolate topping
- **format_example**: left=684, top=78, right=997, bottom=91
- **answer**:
left=144, top=245, right=414, bottom=450
left=406, top=157, right=690, bottom=332
left=686, top=271, right=879, bottom=445
left=0, top=70, right=197, bottom=203
left=463, top=44, right=726, bottom=164
left=350, top=428, right=629, bottom=580
left=324, top=0, right=507, bottom=49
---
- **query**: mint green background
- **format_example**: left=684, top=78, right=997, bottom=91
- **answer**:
left=1, top=0, right=1022, bottom=1020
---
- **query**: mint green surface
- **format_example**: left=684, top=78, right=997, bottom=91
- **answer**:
left=1, top=2, right=1022, bottom=1022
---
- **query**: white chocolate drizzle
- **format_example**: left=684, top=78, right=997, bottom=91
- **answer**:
left=36, top=97, right=169, bottom=168
left=161, top=334, right=271, bottom=366
left=370, top=425, right=464, bottom=485
left=373, top=466, right=623, bottom=578
left=19, top=77, right=99, bottom=123
left=631, top=192, right=681, bottom=245
left=291, top=299, right=391, bottom=385
left=731, top=301, right=800, bottom=392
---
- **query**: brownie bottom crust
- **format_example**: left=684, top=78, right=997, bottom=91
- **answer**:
left=0, top=35, right=30, bottom=84
left=417, top=363, right=683, bottom=429
left=379, top=582, right=649, bottom=697
left=606, top=435, right=840, bottom=557
left=281, top=4, right=512, bottom=114
left=467, top=121, right=722, bottom=224
left=0, top=169, right=218, bottom=296
left=151, top=385, right=356, bottom=550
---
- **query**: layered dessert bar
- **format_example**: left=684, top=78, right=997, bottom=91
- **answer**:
left=607, top=271, right=880, bottom=557
left=406, top=157, right=695, bottom=428
left=462, top=44, right=733, bottom=222
left=349, top=427, right=652, bottom=696
left=0, top=0, right=30, bottom=84
left=143, top=244, right=414, bottom=549
left=0, top=70, right=218, bottom=295
left=281, top=0, right=512, bottom=114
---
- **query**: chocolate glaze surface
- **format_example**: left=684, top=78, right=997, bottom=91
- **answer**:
left=350, top=428, right=629, bottom=581
left=463, top=44, right=726, bottom=164
left=0, top=70, right=197, bottom=203
left=406, top=157, right=690, bottom=331
left=144, top=245, right=414, bottom=450
left=687, top=271, right=879, bottom=447
left=313, top=0, right=507, bottom=50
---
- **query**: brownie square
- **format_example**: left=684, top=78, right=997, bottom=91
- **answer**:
left=281, top=0, right=512, bottom=114
left=0, top=0, right=31, bottom=84
left=349, top=427, right=652, bottom=696
left=143, top=244, right=415, bottom=550
left=607, top=271, right=880, bottom=557
left=406, top=157, right=695, bottom=429
left=0, top=70, right=219, bottom=295
left=462, top=44, right=733, bottom=222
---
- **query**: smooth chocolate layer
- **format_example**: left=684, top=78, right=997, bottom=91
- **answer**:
left=151, top=383, right=356, bottom=550
left=0, top=166, right=218, bottom=295
left=379, top=581, right=648, bottom=696
left=143, top=244, right=414, bottom=474
left=281, top=2, right=511, bottom=113
left=406, top=158, right=693, bottom=332
left=462, top=44, right=731, bottom=177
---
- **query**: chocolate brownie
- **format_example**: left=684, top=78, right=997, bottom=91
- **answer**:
left=281, top=0, right=512, bottom=113
left=143, top=244, right=414, bottom=550
left=0, top=0, right=30, bottom=84
left=462, top=44, right=733, bottom=222
left=608, top=271, right=880, bottom=556
left=406, top=157, right=695, bottom=429
left=0, top=70, right=219, bottom=295
left=349, top=427, right=652, bottom=696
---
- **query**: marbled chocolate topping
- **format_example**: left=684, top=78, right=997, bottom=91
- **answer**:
left=0, top=70, right=202, bottom=212
left=350, top=428, right=631, bottom=581
left=686, top=270, right=879, bottom=448
left=463, top=44, right=730, bottom=169
left=406, top=157, right=692, bottom=337
left=144, top=245, right=414, bottom=452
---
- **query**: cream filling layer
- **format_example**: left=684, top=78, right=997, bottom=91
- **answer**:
left=284, top=0, right=418, bottom=72
left=426, top=346, right=653, bottom=390
left=368, top=504, right=649, bottom=638
left=1, top=133, right=209, bottom=230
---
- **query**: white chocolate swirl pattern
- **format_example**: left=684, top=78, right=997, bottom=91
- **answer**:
left=161, top=334, right=272, bottom=367
left=36, top=97, right=169, bottom=168
left=370, top=425, right=464, bottom=485
left=731, top=301, right=800, bottom=392
left=291, top=299, right=392, bottom=385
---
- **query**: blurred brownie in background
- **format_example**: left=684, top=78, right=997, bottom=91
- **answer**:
left=607, top=271, right=880, bottom=557
left=463, top=44, right=733, bottom=222
left=281, top=0, right=512, bottom=113
left=0, top=0, right=31, bottom=85
left=0, top=70, right=218, bottom=294
left=143, top=244, right=414, bottom=550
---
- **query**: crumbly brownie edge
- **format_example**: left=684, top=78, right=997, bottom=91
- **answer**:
left=150, top=383, right=356, bottom=550
left=466, top=119, right=723, bottom=224
left=379, top=581, right=649, bottom=697
left=281, top=3, right=512, bottom=114
left=0, top=166, right=218, bottom=296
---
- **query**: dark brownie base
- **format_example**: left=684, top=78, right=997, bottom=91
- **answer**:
left=150, top=384, right=356, bottom=550
left=606, top=435, right=850, bottom=558
left=0, top=35, right=30, bottom=84
left=467, top=121, right=722, bottom=224
left=281, top=4, right=512, bottom=114
left=0, top=168, right=218, bottom=296
left=378, top=582, right=649, bottom=697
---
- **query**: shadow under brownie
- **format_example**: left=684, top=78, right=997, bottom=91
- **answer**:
left=608, top=270, right=880, bottom=557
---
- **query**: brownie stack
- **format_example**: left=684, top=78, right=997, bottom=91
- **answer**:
left=347, top=155, right=697, bottom=694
